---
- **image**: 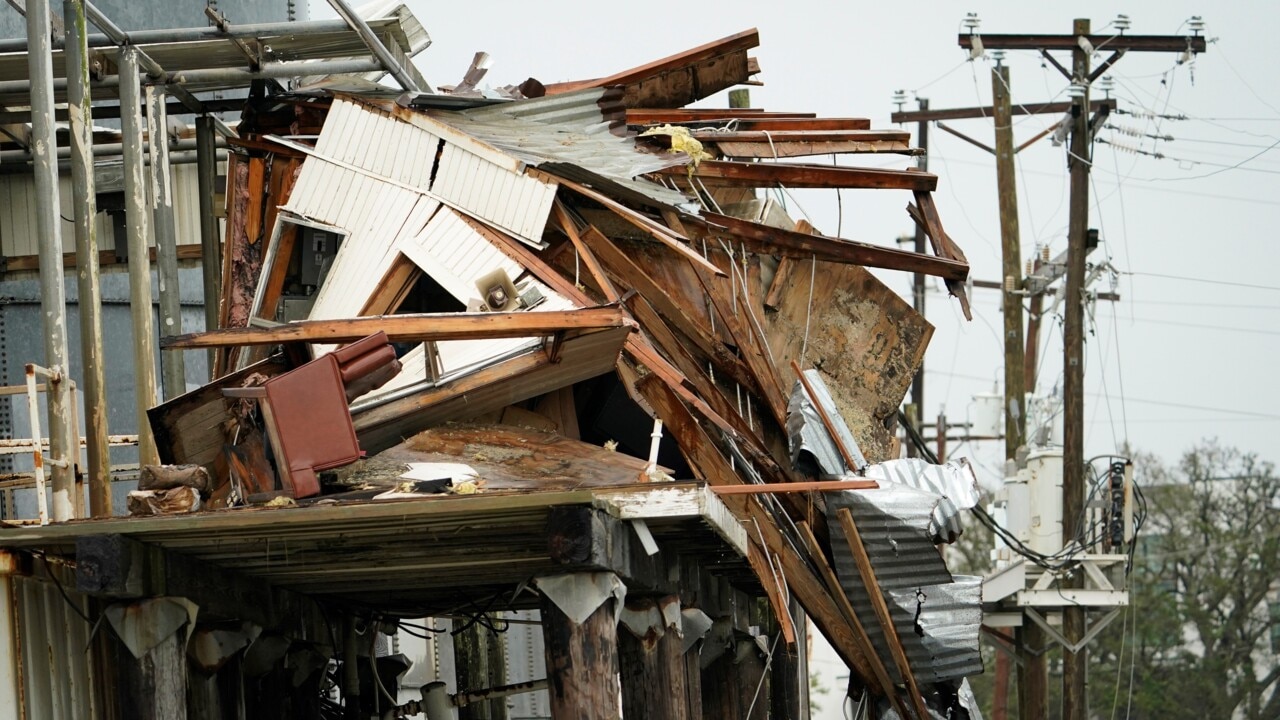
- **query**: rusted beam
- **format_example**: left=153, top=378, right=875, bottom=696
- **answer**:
left=161, top=307, right=634, bottom=349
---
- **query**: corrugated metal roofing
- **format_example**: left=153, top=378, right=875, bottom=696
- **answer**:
left=827, top=485, right=982, bottom=685
left=434, top=88, right=690, bottom=208
left=886, top=576, right=983, bottom=683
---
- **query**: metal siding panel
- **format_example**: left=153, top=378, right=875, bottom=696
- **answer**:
left=0, top=176, right=14, bottom=257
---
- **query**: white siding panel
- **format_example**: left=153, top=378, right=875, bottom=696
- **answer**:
left=430, top=142, right=555, bottom=246
left=398, top=207, right=522, bottom=305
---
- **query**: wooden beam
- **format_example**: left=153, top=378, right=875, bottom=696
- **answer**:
left=710, top=480, right=878, bottom=495
left=1, top=243, right=204, bottom=273
left=547, top=28, right=760, bottom=93
left=553, top=202, right=619, bottom=302
left=890, top=98, right=1116, bottom=124
left=554, top=176, right=726, bottom=277
left=161, top=307, right=634, bottom=349
left=715, top=139, right=917, bottom=160
left=908, top=192, right=973, bottom=320
left=687, top=129, right=908, bottom=144
left=957, top=33, right=1206, bottom=53
left=657, top=160, right=938, bottom=191
left=697, top=211, right=968, bottom=281
left=626, top=109, right=818, bottom=124
left=631, top=375, right=879, bottom=685
left=836, top=508, right=931, bottom=720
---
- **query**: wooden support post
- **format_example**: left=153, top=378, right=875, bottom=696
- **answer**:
left=769, top=598, right=810, bottom=720
left=619, top=596, right=690, bottom=720
left=539, top=575, right=622, bottom=720
left=111, top=619, right=187, bottom=720
left=701, top=638, right=767, bottom=720
left=1017, top=624, right=1048, bottom=720
left=455, top=617, right=508, bottom=720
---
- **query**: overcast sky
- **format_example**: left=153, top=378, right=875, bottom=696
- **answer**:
left=312, top=1, right=1280, bottom=477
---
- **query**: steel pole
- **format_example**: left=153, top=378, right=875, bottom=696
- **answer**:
left=147, top=86, right=185, bottom=400
left=119, top=48, right=160, bottom=466
left=64, top=0, right=111, bottom=518
left=26, top=0, right=76, bottom=521
left=325, top=0, right=421, bottom=93
left=196, top=116, right=222, bottom=376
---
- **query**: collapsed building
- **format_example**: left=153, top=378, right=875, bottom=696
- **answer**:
left=0, top=5, right=986, bottom=719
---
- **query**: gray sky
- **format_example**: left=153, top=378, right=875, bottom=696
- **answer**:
left=314, top=0, right=1280, bottom=474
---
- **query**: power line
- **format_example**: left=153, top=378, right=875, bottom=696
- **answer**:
left=1122, top=270, right=1280, bottom=292
left=1118, top=316, right=1280, bottom=338
left=924, top=369, right=1280, bottom=420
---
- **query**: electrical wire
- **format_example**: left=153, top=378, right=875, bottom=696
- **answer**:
left=1120, top=270, right=1280, bottom=293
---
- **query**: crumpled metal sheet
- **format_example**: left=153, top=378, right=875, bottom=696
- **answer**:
left=885, top=575, right=984, bottom=684
left=855, top=458, right=980, bottom=545
left=786, top=370, right=868, bottom=476
left=534, top=572, right=626, bottom=625
left=874, top=676, right=986, bottom=720
left=826, top=470, right=984, bottom=687
left=863, top=457, right=980, bottom=512
left=104, top=596, right=199, bottom=659
left=827, top=485, right=953, bottom=592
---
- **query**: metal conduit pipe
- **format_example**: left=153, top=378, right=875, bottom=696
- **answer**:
left=0, top=18, right=369, bottom=54
left=0, top=136, right=228, bottom=163
left=0, top=57, right=383, bottom=95
left=325, top=0, right=420, bottom=93
left=26, top=0, right=76, bottom=522
left=0, top=148, right=229, bottom=174
left=65, top=0, right=112, bottom=518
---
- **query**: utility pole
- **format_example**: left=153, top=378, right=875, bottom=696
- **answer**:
left=1061, top=18, right=1092, bottom=720
left=992, top=61, right=1024, bottom=460
left=957, top=20, right=1208, bottom=720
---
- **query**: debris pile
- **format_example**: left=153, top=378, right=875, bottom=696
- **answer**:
left=68, top=21, right=985, bottom=719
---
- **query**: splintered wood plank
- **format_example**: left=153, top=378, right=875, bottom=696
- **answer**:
left=244, top=156, right=266, bottom=244
left=554, top=202, right=619, bottom=302
left=687, top=129, right=908, bottom=144
left=763, top=257, right=932, bottom=464
left=699, top=211, right=968, bottom=281
left=545, top=29, right=760, bottom=108
left=580, top=227, right=752, bottom=389
left=626, top=109, right=819, bottom=124
left=555, top=177, right=725, bottom=276
left=656, top=160, right=938, bottom=191
left=637, top=371, right=875, bottom=683
left=909, top=191, right=973, bottom=320
left=163, top=307, right=634, bottom=349
left=837, top=508, right=931, bottom=720
left=715, top=140, right=916, bottom=159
